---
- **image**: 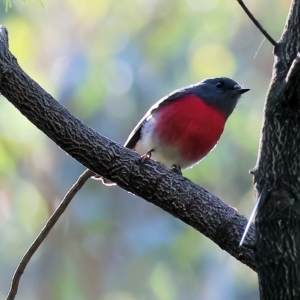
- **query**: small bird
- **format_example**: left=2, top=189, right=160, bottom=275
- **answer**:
left=98, top=77, right=249, bottom=185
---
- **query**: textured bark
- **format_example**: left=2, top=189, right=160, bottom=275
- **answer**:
left=253, top=1, right=300, bottom=299
left=0, top=26, right=256, bottom=270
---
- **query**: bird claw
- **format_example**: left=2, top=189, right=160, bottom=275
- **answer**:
left=171, top=165, right=182, bottom=175
left=139, top=152, right=182, bottom=176
left=140, top=149, right=154, bottom=162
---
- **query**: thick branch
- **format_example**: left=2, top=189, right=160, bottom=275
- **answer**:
left=279, top=0, right=300, bottom=54
left=284, top=52, right=300, bottom=105
left=274, top=0, right=300, bottom=80
left=0, top=26, right=256, bottom=271
left=253, top=0, right=300, bottom=298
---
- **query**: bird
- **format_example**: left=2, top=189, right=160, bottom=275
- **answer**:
left=97, top=77, right=249, bottom=185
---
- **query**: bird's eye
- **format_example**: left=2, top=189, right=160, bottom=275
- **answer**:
left=216, top=82, right=224, bottom=88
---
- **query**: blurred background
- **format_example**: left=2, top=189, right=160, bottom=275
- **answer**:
left=0, top=0, right=289, bottom=299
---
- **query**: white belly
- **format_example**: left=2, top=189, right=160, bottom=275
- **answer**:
left=134, top=117, right=193, bottom=169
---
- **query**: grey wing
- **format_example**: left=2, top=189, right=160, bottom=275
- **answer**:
left=124, top=89, right=189, bottom=150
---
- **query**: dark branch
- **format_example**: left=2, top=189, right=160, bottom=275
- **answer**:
left=0, top=25, right=256, bottom=271
left=252, top=0, right=300, bottom=297
left=283, top=53, right=300, bottom=108
left=237, top=0, right=277, bottom=47
left=278, top=0, right=300, bottom=62
left=285, top=53, right=300, bottom=88
left=272, top=0, right=300, bottom=79
left=5, top=169, right=93, bottom=300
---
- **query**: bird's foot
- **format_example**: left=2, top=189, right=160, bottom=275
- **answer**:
left=140, top=149, right=154, bottom=162
left=171, top=165, right=182, bottom=175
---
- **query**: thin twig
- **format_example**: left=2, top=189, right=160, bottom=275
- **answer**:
left=5, top=169, right=94, bottom=300
left=237, top=0, right=277, bottom=46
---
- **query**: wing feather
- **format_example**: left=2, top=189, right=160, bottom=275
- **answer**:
left=124, top=89, right=188, bottom=149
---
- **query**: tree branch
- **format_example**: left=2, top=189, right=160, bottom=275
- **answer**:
left=236, top=0, right=277, bottom=47
left=5, top=169, right=93, bottom=300
left=284, top=52, right=300, bottom=106
left=0, top=25, right=256, bottom=271
left=252, top=0, right=300, bottom=297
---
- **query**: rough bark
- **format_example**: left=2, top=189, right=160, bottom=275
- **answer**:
left=253, top=1, right=300, bottom=298
left=0, top=25, right=256, bottom=270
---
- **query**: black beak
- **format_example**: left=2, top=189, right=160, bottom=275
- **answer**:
left=238, top=88, right=250, bottom=94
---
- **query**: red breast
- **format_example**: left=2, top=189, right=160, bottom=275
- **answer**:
left=154, top=94, right=226, bottom=163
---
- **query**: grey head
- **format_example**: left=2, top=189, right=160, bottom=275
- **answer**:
left=185, top=77, right=249, bottom=118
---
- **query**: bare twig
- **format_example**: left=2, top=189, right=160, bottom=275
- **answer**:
left=237, top=0, right=277, bottom=46
left=5, top=169, right=94, bottom=300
